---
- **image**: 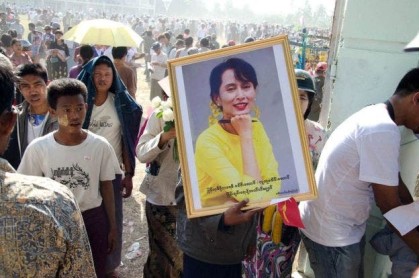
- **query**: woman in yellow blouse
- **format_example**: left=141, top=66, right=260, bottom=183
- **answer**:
left=195, top=58, right=280, bottom=208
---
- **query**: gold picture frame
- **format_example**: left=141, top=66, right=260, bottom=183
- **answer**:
left=168, top=35, right=317, bottom=218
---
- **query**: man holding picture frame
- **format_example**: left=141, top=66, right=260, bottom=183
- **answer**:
left=168, top=35, right=319, bottom=277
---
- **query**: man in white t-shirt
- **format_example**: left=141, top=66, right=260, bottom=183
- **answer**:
left=18, top=78, right=121, bottom=277
left=149, top=42, right=167, bottom=101
left=300, top=68, right=419, bottom=277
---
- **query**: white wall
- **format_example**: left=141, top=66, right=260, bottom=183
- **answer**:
left=326, top=0, right=419, bottom=129
left=323, top=0, right=419, bottom=276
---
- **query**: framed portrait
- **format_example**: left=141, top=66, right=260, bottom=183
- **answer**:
left=168, top=35, right=317, bottom=218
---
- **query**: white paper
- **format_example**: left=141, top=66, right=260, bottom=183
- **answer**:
left=384, top=201, right=419, bottom=236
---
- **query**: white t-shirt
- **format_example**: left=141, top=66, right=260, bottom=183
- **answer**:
left=300, top=104, right=400, bottom=247
left=150, top=52, right=167, bottom=80
left=26, top=113, right=49, bottom=145
left=177, top=48, right=189, bottom=58
left=89, top=94, right=123, bottom=164
left=168, top=48, right=178, bottom=60
left=18, top=131, right=122, bottom=211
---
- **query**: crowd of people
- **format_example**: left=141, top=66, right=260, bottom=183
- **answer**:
left=1, top=3, right=330, bottom=68
left=0, top=3, right=418, bottom=278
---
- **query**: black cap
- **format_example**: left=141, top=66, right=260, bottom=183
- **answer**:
left=152, top=42, right=161, bottom=50
left=295, top=69, right=315, bottom=94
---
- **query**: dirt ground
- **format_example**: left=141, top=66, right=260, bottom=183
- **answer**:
left=116, top=66, right=151, bottom=278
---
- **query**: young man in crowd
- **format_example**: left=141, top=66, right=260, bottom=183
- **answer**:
left=78, top=56, right=142, bottom=277
left=112, top=46, right=137, bottom=99
left=2, top=63, right=57, bottom=169
left=0, top=54, right=96, bottom=277
left=18, top=78, right=121, bottom=278
left=149, top=42, right=167, bottom=101
left=308, top=61, right=327, bottom=121
left=300, top=68, right=419, bottom=277
left=68, top=44, right=94, bottom=79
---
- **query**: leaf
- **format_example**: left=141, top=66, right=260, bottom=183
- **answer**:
left=173, top=139, right=179, bottom=162
left=163, top=121, right=174, bottom=132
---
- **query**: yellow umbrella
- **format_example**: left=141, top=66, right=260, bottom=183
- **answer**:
left=62, top=19, right=143, bottom=47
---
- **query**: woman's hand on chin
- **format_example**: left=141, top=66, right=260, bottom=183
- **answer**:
left=231, top=114, right=252, bottom=137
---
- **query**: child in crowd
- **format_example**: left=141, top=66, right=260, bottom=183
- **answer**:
left=18, top=78, right=122, bottom=278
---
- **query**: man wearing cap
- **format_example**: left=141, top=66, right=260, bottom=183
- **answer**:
left=308, top=61, right=327, bottom=121
left=0, top=54, right=96, bottom=277
left=27, top=22, right=40, bottom=44
left=42, top=25, right=55, bottom=47
left=149, top=42, right=167, bottom=101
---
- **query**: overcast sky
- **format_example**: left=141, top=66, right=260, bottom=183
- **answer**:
left=205, top=0, right=336, bottom=16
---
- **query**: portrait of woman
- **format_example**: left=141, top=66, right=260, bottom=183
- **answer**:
left=194, top=58, right=281, bottom=208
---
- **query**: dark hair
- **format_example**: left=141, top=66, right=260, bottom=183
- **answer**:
left=112, top=46, right=128, bottom=59
left=163, top=32, right=171, bottom=41
left=47, top=78, right=87, bottom=109
left=175, top=39, right=185, bottom=47
left=209, top=58, right=258, bottom=103
left=184, top=28, right=190, bottom=34
left=11, top=38, right=20, bottom=46
left=14, top=63, right=48, bottom=84
left=200, top=37, right=209, bottom=48
left=244, top=36, right=255, bottom=43
left=394, top=68, right=419, bottom=96
left=185, top=36, right=193, bottom=47
left=79, top=45, right=94, bottom=64
left=0, top=54, right=15, bottom=114
left=0, top=33, right=12, bottom=47
left=0, top=46, right=7, bottom=56
left=7, top=29, right=17, bottom=38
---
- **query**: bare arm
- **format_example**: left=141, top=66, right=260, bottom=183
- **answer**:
left=121, top=139, right=133, bottom=198
left=231, top=114, right=262, bottom=181
left=100, top=180, right=117, bottom=253
left=372, top=183, right=419, bottom=256
left=398, top=173, right=414, bottom=205
left=158, top=126, right=176, bottom=149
